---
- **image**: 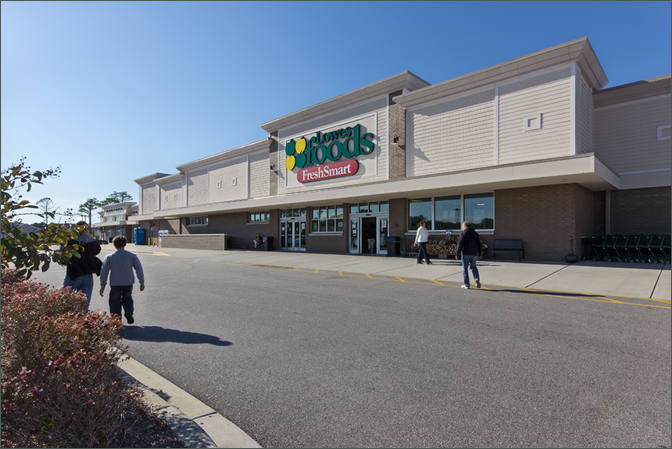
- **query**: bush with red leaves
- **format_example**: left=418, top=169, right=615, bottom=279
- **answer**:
left=1, top=269, right=176, bottom=447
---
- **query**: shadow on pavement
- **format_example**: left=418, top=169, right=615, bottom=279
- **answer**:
left=122, top=326, right=232, bottom=346
left=483, top=288, right=606, bottom=299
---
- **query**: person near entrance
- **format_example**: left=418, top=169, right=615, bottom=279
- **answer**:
left=413, top=220, right=431, bottom=264
left=99, top=236, right=145, bottom=324
left=456, top=221, right=481, bottom=289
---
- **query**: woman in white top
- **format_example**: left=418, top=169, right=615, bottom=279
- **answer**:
left=413, top=220, right=431, bottom=264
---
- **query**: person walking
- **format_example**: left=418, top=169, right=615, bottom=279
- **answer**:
left=456, top=221, right=481, bottom=289
left=413, top=219, right=432, bottom=264
left=99, top=236, right=145, bottom=324
left=63, top=221, right=102, bottom=309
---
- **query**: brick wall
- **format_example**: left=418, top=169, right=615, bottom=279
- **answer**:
left=179, top=211, right=279, bottom=250
left=269, top=132, right=279, bottom=196
left=494, top=184, right=603, bottom=260
left=161, top=234, right=229, bottom=250
left=388, top=91, right=406, bottom=179
left=610, top=187, right=671, bottom=234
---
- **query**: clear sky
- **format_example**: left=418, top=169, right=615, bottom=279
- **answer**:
left=2, top=1, right=670, bottom=221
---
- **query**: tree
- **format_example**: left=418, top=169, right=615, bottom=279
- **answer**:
left=1, top=158, right=82, bottom=279
left=78, top=198, right=101, bottom=228
left=102, top=191, right=133, bottom=205
left=36, top=197, right=57, bottom=225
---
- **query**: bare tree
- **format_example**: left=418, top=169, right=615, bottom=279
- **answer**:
left=36, top=197, right=57, bottom=225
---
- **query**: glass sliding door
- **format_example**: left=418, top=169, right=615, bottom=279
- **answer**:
left=280, top=208, right=307, bottom=251
left=349, top=202, right=389, bottom=255
left=349, top=217, right=359, bottom=253
left=377, top=216, right=389, bottom=254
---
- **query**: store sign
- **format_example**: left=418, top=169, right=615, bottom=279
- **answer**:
left=285, top=124, right=374, bottom=183
left=298, top=159, right=359, bottom=183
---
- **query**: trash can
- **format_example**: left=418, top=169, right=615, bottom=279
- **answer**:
left=134, top=227, right=146, bottom=245
left=386, top=236, right=401, bottom=257
left=264, top=236, right=274, bottom=251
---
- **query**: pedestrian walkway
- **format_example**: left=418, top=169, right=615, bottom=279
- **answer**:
left=121, top=245, right=670, bottom=301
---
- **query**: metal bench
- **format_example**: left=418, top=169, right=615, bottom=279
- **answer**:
left=493, top=239, right=524, bottom=261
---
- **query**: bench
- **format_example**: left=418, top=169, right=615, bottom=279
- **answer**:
left=493, top=239, right=524, bottom=261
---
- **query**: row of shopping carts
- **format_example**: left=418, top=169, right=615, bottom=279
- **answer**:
left=585, top=234, right=670, bottom=263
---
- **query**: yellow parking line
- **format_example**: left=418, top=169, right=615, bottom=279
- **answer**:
left=314, top=268, right=319, bottom=273
left=338, top=271, right=343, bottom=277
left=365, top=273, right=372, bottom=279
left=431, top=279, right=446, bottom=286
left=395, top=276, right=406, bottom=283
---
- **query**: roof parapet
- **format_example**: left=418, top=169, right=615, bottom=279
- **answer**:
left=394, top=37, right=608, bottom=109
left=260, top=71, right=430, bottom=133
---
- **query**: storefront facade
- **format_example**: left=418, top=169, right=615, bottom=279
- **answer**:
left=133, top=37, right=671, bottom=260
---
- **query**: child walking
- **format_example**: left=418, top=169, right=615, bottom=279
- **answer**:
left=99, top=236, right=145, bottom=324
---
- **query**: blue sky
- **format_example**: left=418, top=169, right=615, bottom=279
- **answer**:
left=2, top=1, right=670, bottom=221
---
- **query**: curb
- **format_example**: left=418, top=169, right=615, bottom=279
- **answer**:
left=117, top=355, right=261, bottom=448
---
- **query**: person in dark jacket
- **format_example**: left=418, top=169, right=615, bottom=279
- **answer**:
left=63, top=222, right=102, bottom=308
left=456, top=221, right=481, bottom=289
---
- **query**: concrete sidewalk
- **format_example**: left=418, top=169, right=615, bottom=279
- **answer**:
left=124, top=244, right=670, bottom=300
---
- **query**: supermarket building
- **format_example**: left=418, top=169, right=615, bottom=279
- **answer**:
left=133, top=38, right=671, bottom=260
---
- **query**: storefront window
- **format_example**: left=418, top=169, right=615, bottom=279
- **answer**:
left=434, top=196, right=461, bottom=230
left=248, top=212, right=270, bottom=223
left=311, top=205, right=344, bottom=233
left=408, top=199, right=432, bottom=230
left=187, top=216, right=208, bottom=226
left=464, top=193, right=494, bottom=230
left=359, top=203, right=369, bottom=213
left=380, top=202, right=389, bottom=213
left=369, top=202, right=379, bottom=213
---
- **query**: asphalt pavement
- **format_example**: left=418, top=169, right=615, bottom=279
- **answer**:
left=35, top=248, right=671, bottom=447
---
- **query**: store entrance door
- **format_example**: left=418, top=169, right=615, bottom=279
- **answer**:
left=361, top=217, right=377, bottom=254
left=349, top=202, right=389, bottom=255
left=280, top=208, right=306, bottom=251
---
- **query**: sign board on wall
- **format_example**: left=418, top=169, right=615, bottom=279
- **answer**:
left=282, top=114, right=377, bottom=187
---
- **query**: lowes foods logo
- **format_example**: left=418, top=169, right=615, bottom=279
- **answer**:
left=285, top=124, right=375, bottom=172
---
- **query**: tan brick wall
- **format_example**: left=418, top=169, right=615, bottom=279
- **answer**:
left=161, top=234, right=229, bottom=251
left=610, top=187, right=671, bottom=234
left=388, top=91, right=406, bottom=179
left=269, top=132, right=279, bottom=196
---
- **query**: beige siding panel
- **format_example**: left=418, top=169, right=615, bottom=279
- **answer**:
left=499, top=67, right=572, bottom=165
left=208, top=158, right=248, bottom=203
left=160, top=181, right=185, bottom=210
left=249, top=151, right=270, bottom=198
left=594, top=95, right=672, bottom=173
left=187, top=168, right=209, bottom=206
left=141, top=185, right=156, bottom=214
left=576, top=72, right=593, bottom=154
left=407, top=89, right=495, bottom=177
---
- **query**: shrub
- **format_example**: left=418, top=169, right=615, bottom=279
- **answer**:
left=0, top=270, right=157, bottom=448
left=1, top=276, right=88, bottom=376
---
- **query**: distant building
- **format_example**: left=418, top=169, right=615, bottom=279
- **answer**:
left=92, top=202, right=138, bottom=242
